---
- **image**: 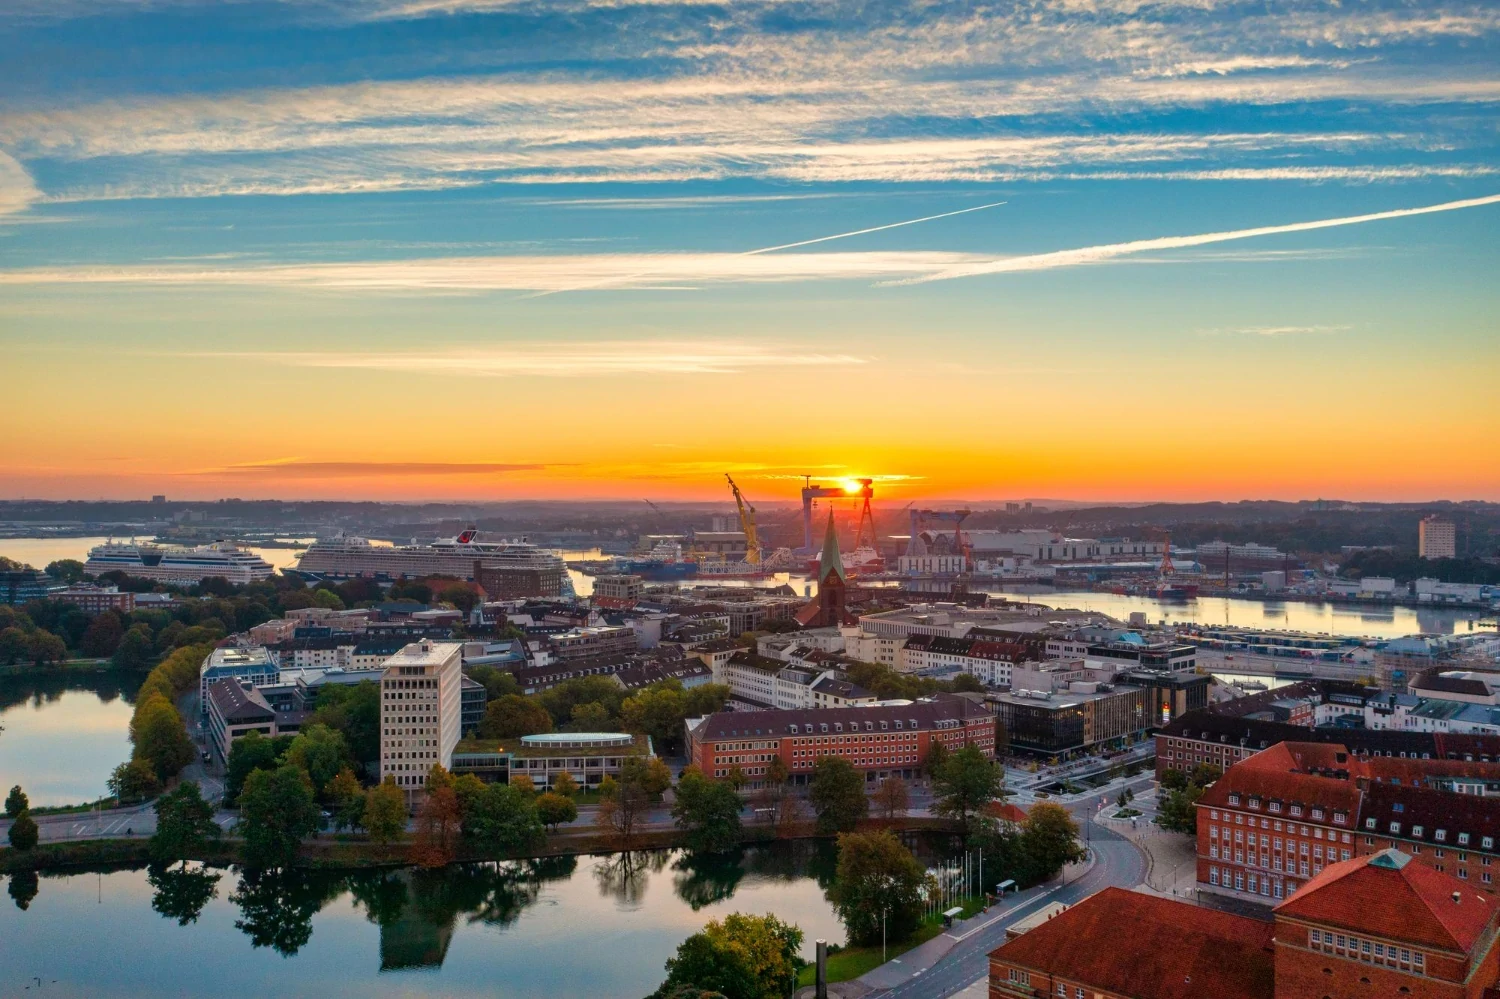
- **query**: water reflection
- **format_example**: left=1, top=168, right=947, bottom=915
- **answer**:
left=593, top=850, right=670, bottom=908
left=0, top=672, right=142, bottom=806
left=8, top=870, right=38, bottom=910
left=148, top=865, right=221, bottom=925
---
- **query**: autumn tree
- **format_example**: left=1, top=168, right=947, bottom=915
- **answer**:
left=872, top=776, right=910, bottom=821
left=108, top=759, right=162, bottom=803
left=131, top=693, right=196, bottom=780
left=536, top=791, right=578, bottom=832
left=653, top=912, right=803, bottom=999
left=326, top=768, right=365, bottom=832
left=363, top=777, right=408, bottom=845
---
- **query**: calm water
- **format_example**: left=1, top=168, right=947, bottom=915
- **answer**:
left=0, top=673, right=141, bottom=807
left=0, top=842, right=854, bottom=999
left=995, top=587, right=1496, bottom=640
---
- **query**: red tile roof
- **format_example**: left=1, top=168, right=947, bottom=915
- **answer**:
left=987, top=801, right=1029, bottom=824
left=1238, top=741, right=1351, bottom=774
left=991, top=887, right=1274, bottom=999
left=1275, top=850, right=1498, bottom=953
left=1198, top=758, right=1363, bottom=819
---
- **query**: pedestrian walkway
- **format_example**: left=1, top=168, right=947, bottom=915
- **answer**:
left=855, top=853, right=1094, bottom=991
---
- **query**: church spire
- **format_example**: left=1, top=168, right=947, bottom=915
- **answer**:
left=818, top=509, right=847, bottom=585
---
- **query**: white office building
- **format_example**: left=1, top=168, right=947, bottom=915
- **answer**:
left=379, top=640, right=464, bottom=801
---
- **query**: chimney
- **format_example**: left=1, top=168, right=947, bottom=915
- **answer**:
left=815, top=939, right=827, bottom=999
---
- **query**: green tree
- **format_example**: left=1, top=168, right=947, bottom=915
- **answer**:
left=112, top=626, right=156, bottom=670
left=237, top=764, right=320, bottom=870
left=225, top=731, right=288, bottom=801
left=305, top=680, right=381, bottom=766
left=479, top=694, right=554, bottom=739
left=654, top=912, right=804, bottom=999
left=28, top=629, right=67, bottom=665
left=108, top=759, right=162, bottom=803
left=283, top=723, right=352, bottom=798
left=568, top=700, right=614, bottom=731
left=45, top=559, right=86, bottom=584
left=363, top=777, right=408, bottom=845
left=1020, top=802, right=1086, bottom=881
left=326, top=767, right=365, bottom=832
left=536, top=791, right=578, bottom=832
left=0, top=626, right=30, bottom=665
left=311, top=589, right=345, bottom=610
left=922, top=739, right=950, bottom=780
left=132, top=693, right=196, bottom=780
left=436, top=583, right=479, bottom=614
left=150, top=781, right=219, bottom=866
left=5, top=785, right=28, bottom=818
left=932, top=745, right=1005, bottom=837
left=8, top=809, right=39, bottom=851
left=827, top=830, right=933, bottom=945
left=808, top=756, right=868, bottom=834
left=467, top=665, right=520, bottom=700
left=1157, top=764, right=1220, bottom=835
left=672, top=767, right=743, bottom=853
left=466, top=782, right=544, bottom=850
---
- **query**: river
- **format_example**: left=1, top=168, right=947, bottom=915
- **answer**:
left=0, top=537, right=309, bottom=573
left=0, top=841, right=862, bottom=998
left=0, top=672, right=141, bottom=807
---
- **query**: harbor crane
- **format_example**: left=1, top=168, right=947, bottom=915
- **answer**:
left=799, top=475, right=874, bottom=553
left=725, top=474, right=763, bottom=566
left=906, top=508, right=973, bottom=567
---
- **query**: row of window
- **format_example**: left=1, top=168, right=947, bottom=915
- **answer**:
left=1309, top=929, right=1424, bottom=974
left=1207, top=867, right=1291, bottom=899
left=1224, top=793, right=1345, bottom=824
left=1210, top=809, right=1354, bottom=844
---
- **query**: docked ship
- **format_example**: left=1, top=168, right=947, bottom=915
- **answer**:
left=289, top=530, right=567, bottom=584
left=618, top=541, right=699, bottom=580
left=805, top=545, right=885, bottom=577
left=84, top=541, right=274, bottom=586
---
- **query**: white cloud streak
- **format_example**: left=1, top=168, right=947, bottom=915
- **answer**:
left=887, top=193, right=1500, bottom=285
left=0, top=152, right=41, bottom=216
left=193, top=341, right=868, bottom=376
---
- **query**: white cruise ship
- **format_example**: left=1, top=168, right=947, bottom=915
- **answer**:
left=290, top=530, right=567, bottom=584
left=84, top=541, right=274, bottom=586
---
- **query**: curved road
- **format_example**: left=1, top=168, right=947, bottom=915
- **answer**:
left=875, top=804, right=1149, bottom=998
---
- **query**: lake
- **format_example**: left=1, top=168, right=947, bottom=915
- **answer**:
left=0, top=536, right=310, bottom=573
left=0, top=841, right=861, bottom=998
left=0, top=672, right=141, bottom=807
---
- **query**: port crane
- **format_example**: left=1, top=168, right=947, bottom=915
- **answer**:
left=725, top=474, right=763, bottom=566
left=799, top=475, right=874, bottom=553
left=906, top=508, right=972, bottom=567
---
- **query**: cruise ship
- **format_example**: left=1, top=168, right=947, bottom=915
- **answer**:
left=84, top=541, right=274, bottom=586
left=289, top=530, right=568, bottom=584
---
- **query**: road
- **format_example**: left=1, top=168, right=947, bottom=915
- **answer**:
left=870, top=791, right=1151, bottom=999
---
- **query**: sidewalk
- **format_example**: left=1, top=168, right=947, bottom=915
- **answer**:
left=854, top=852, right=1095, bottom=991
left=1096, top=807, right=1199, bottom=899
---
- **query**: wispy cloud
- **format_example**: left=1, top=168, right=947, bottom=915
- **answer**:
left=204, top=459, right=560, bottom=477
left=192, top=341, right=871, bottom=376
left=1202, top=324, right=1353, bottom=337
left=887, top=193, right=1500, bottom=285
left=0, top=152, right=41, bottom=217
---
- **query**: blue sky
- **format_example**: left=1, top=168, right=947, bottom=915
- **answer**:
left=0, top=0, right=1496, bottom=501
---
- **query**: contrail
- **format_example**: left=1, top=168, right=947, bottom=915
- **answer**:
left=884, top=192, right=1500, bottom=286
left=524, top=199, right=1006, bottom=298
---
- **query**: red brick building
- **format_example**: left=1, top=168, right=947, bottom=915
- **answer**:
left=991, top=851, right=1500, bottom=999
left=1195, top=743, right=1500, bottom=902
left=685, top=694, right=995, bottom=785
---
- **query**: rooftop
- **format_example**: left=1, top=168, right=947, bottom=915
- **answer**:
left=990, top=887, right=1274, bottom=999
left=381, top=640, right=463, bottom=670
left=455, top=731, right=651, bottom=759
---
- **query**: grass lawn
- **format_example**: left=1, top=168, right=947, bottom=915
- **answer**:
left=794, top=901, right=993, bottom=988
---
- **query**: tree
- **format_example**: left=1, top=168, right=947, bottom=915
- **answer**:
left=510, top=773, right=536, bottom=796
left=326, top=768, right=365, bottom=832
left=436, top=583, right=480, bottom=614
left=7, top=809, right=38, bottom=851
left=108, top=759, right=163, bottom=803
left=28, top=629, right=66, bottom=665
left=827, top=830, right=933, bottom=945
left=283, top=723, right=353, bottom=798
left=536, top=791, right=578, bottom=832
left=237, top=763, right=320, bottom=870
left=151, top=781, right=219, bottom=866
left=1020, top=802, right=1086, bottom=881
left=225, top=730, right=289, bottom=801
left=932, top=745, right=1005, bottom=836
left=951, top=672, right=985, bottom=693
left=80, top=613, right=125, bottom=657
left=568, top=700, right=614, bottom=731
left=0, top=626, right=29, bottom=665
left=132, top=693, right=195, bottom=780
left=1157, top=765, right=1219, bottom=834
left=305, top=680, right=381, bottom=766
left=5, top=784, right=28, bottom=819
left=311, top=588, right=345, bottom=610
left=465, top=782, right=544, bottom=850
left=112, top=626, right=156, bottom=670
left=551, top=769, right=580, bottom=799
left=412, top=778, right=461, bottom=868
left=45, top=559, right=86, bottom=584
left=672, top=768, right=743, bottom=853
left=643, top=756, right=674, bottom=796
left=479, top=694, right=554, bottom=739
left=808, top=756, right=867, bottom=834
left=363, top=777, right=408, bottom=845
left=654, top=912, right=803, bottom=999
left=922, top=740, right=950, bottom=781
left=872, top=776, right=910, bottom=821
left=596, top=773, right=649, bottom=846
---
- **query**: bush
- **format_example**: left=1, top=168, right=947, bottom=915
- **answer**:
left=8, top=810, right=39, bottom=851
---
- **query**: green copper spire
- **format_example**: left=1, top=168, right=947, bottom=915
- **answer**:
left=819, top=509, right=847, bottom=585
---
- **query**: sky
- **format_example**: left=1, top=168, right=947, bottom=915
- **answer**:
left=1, top=0, right=1497, bottom=505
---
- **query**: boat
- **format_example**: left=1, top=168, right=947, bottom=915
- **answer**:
left=1147, top=581, right=1199, bottom=600
left=84, top=540, right=274, bottom=586
left=805, top=545, right=885, bottom=576
left=619, top=540, right=699, bottom=580
left=289, top=530, right=567, bottom=584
